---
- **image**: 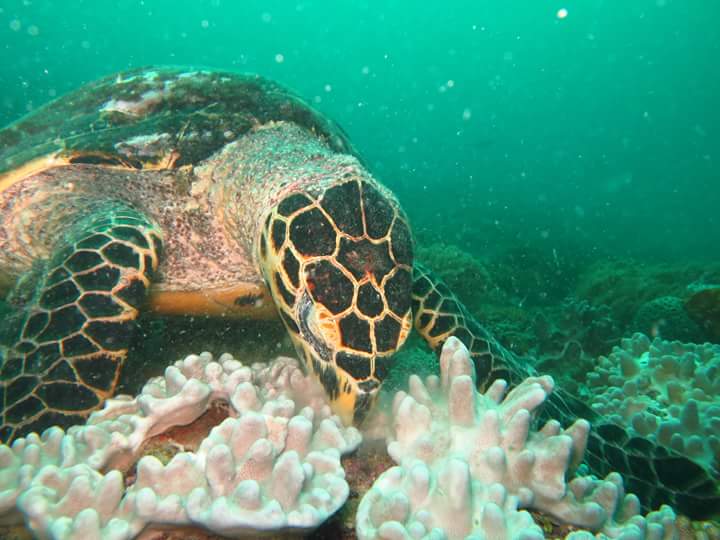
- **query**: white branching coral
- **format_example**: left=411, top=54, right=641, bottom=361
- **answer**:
left=0, top=352, right=361, bottom=539
left=357, top=337, right=678, bottom=540
left=587, top=333, right=720, bottom=470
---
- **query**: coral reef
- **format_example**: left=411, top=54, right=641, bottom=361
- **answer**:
left=0, top=352, right=360, bottom=539
left=489, top=245, right=585, bottom=307
left=576, top=259, right=720, bottom=339
left=4, top=338, right=716, bottom=539
left=631, top=296, right=704, bottom=343
left=356, top=337, right=679, bottom=540
left=686, top=284, right=720, bottom=342
left=541, top=298, right=620, bottom=357
left=534, top=339, right=593, bottom=396
left=375, top=337, right=439, bottom=407
left=416, top=243, right=499, bottom=314
left=586, top=333, right=720, bottom=472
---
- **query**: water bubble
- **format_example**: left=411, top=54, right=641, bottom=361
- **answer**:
left=9, top=19, right=21, bottom=32
left=323, top=84, right=332, bottom=92
left=557, top=8, right=568, bottom=19
left=462, top=108, right=472, bottom=120
left=261, top=12, right=272, bottom=23
left=200, top=19, right=209, bottom=29
left=27, top=25, right=39, bottom=36
left=361, top=66, right=370, bottom=75
left=81, top=40, right=91, bottom=49
left=274, top=53, right=284, bottom=63
left=446, top=79, right=455, bottom=88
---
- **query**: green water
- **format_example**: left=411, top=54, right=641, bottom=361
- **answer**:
left=2, top=1, right=720, bottom=532
left=2, top=0, right=718, bottom=261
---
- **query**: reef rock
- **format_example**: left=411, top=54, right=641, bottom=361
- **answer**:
left=685, top=285, right=720, bottom=342
left=632, top=296, right=704, bottom=343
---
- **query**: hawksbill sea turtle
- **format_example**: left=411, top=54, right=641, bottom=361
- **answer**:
left=0, top=67, right=717, bottom=517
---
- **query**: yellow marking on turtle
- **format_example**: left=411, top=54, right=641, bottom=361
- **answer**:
left=147, top=283, right=277, bottom=319
left=397, top=311, right=413, bottom=345
left=331, top=372, right=360, bottom=426
left=0, top=153, right=71, bottom=194
left=0, top=150, right=182, bottom=195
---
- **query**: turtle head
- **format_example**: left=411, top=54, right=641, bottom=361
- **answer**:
left=256, top=176, right=414, bottom=425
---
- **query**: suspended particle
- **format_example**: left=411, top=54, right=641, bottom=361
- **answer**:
left=557, top=8, right=568, bottom=19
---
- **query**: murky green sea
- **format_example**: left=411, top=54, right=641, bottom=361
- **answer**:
left=2, top=0, right=719, bottom=259
left=1, top=0, right=720, bottom=536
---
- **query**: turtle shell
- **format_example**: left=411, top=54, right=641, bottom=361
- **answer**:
left=0, top=67, right=358, bottom=179
left=0, top=67, right=360, bottom=318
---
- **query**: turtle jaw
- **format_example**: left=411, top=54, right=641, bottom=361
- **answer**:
left=293, top=288, right=387, bottom=425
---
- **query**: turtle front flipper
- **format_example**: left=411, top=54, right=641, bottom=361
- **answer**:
left=0, top=202, right=162, bottom=442
left=411, top=262, right=720, bottom=517
left=411, top=263, right=529, bottom=388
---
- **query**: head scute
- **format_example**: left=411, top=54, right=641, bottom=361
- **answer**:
left=257, top=172, right=414, bottom=424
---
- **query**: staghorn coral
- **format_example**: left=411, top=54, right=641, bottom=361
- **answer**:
left=0, top=352, right=360, bottom=539
left=356, top=337, right=679, bottom=540
left=586, top=333, right=720, bottom=473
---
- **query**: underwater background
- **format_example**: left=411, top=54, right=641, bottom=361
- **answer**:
left=2, top=0, right=719, bottom=263
left=2, top=1, right=720, bottom=538
left=3, top=0, right=719, bottom=362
